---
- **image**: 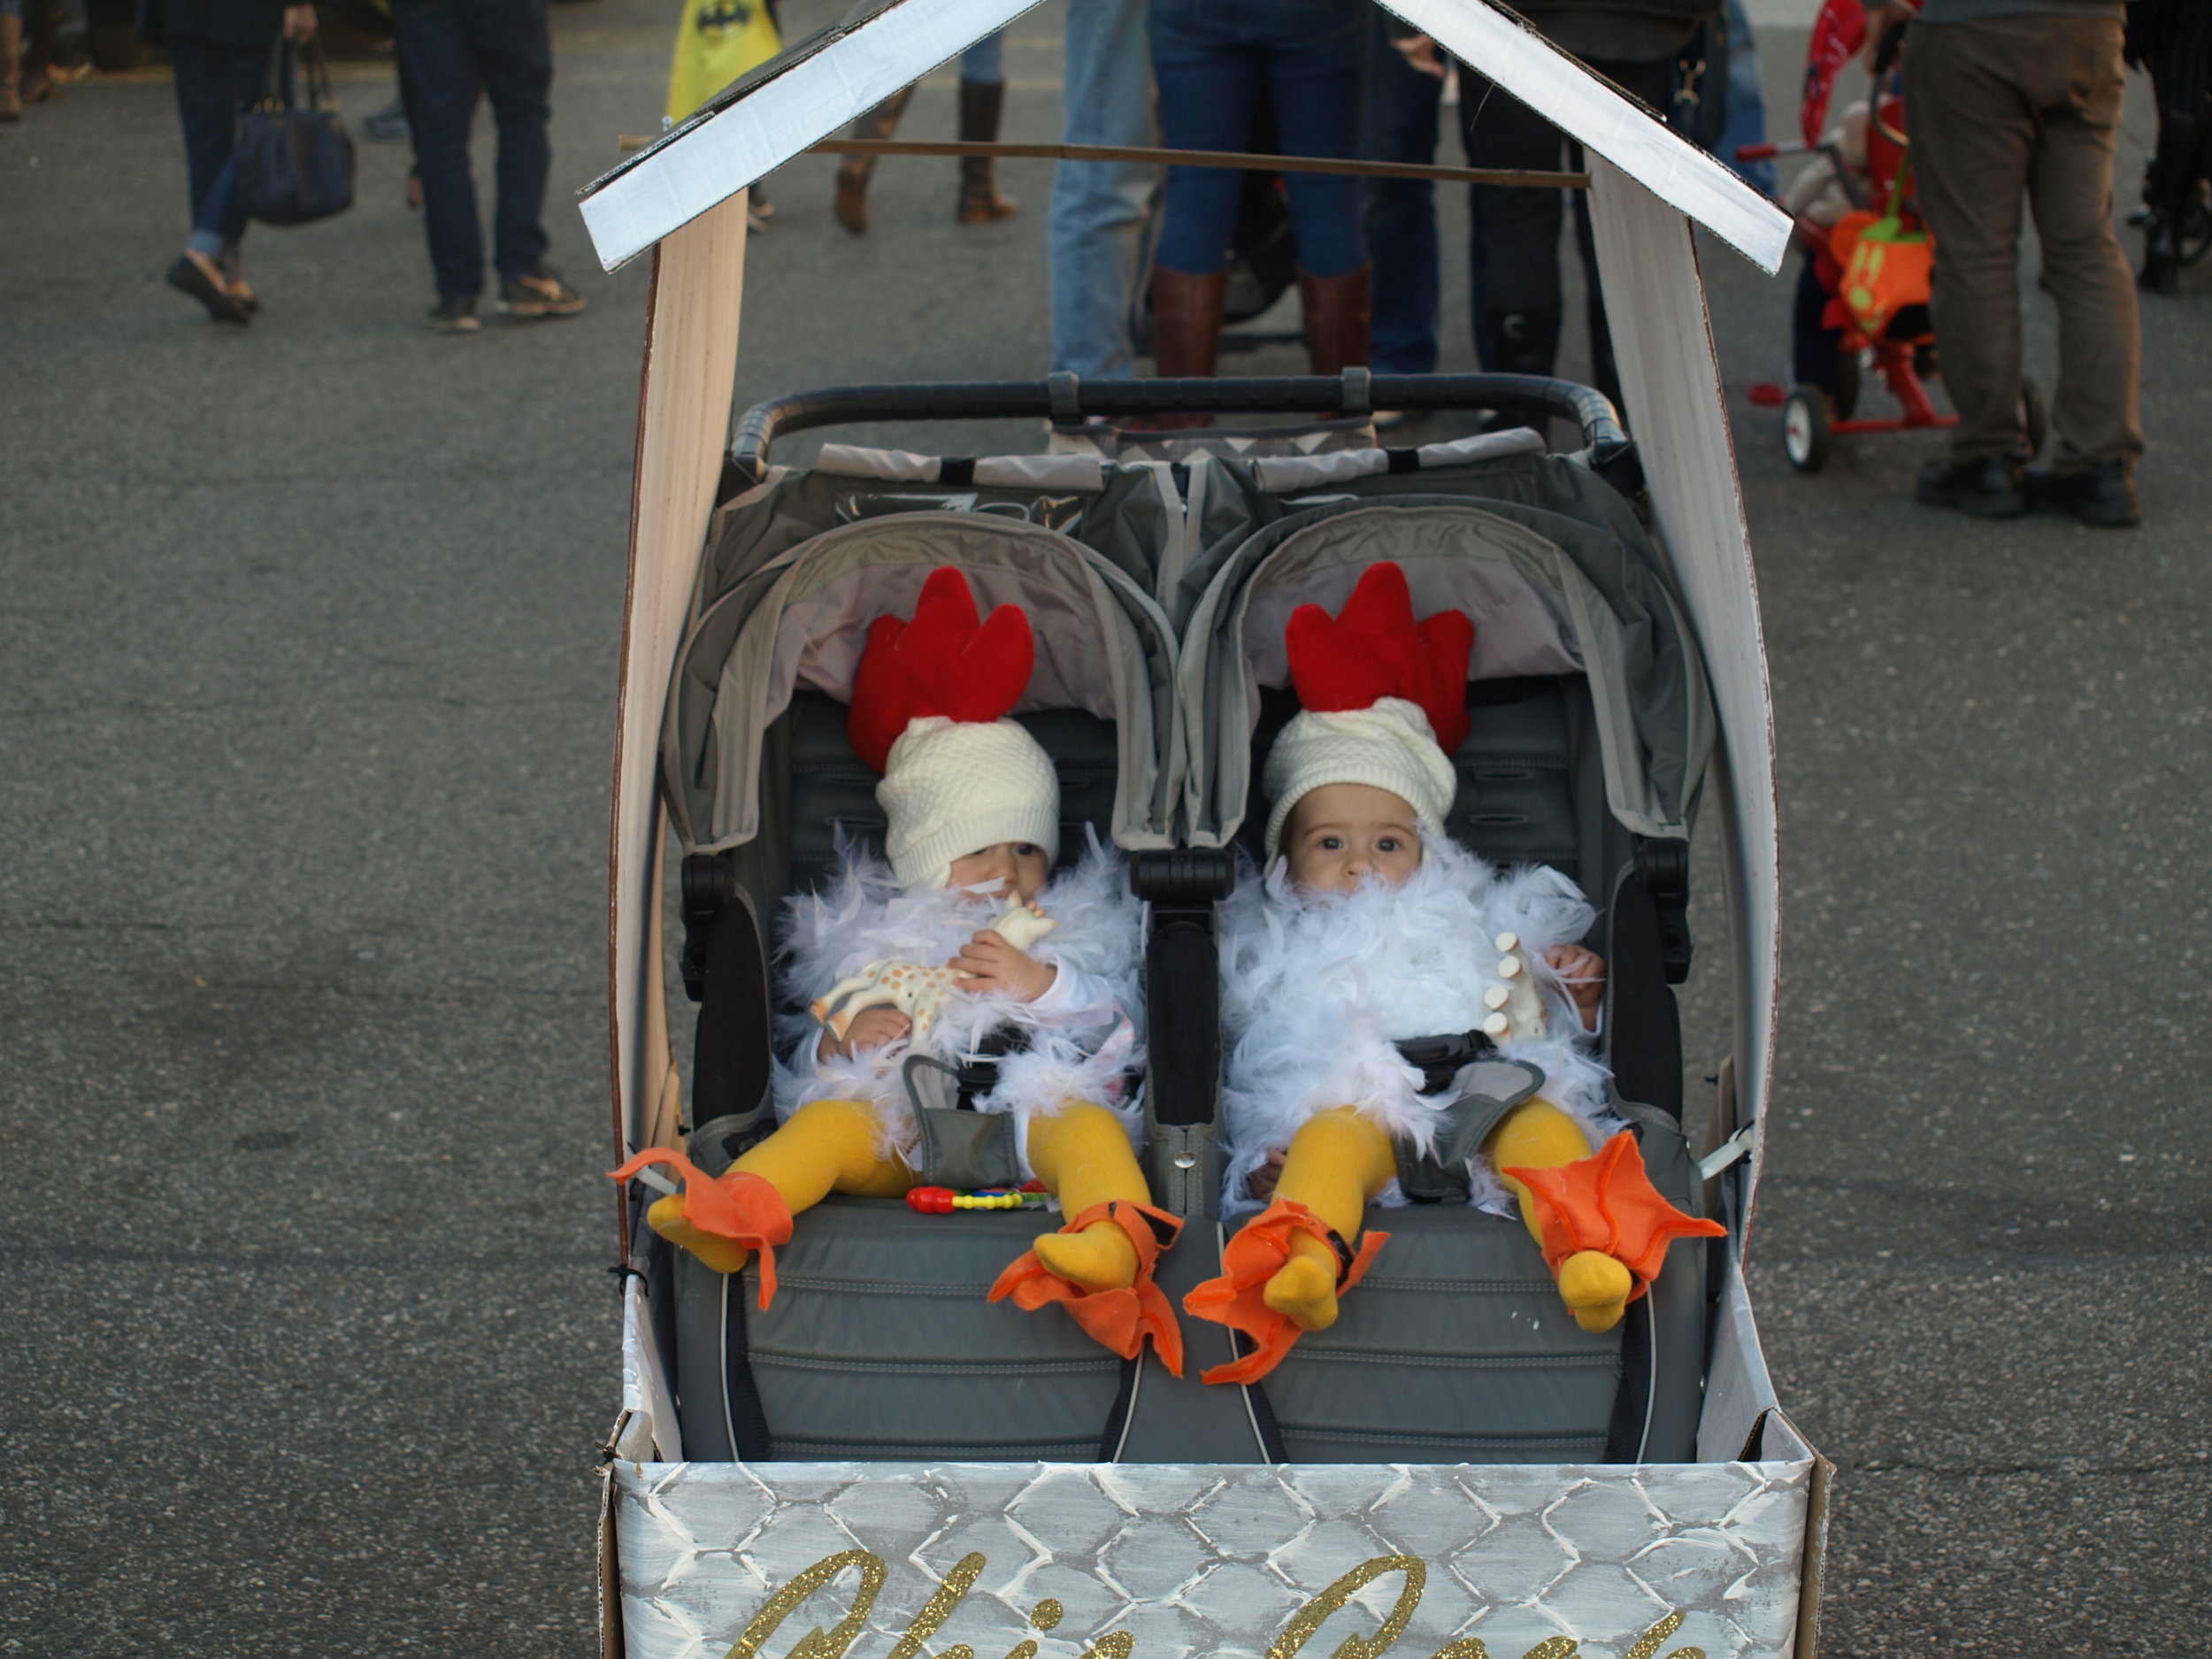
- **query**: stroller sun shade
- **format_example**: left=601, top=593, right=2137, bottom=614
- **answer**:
left=1179, top=499, right=1714, bottom=849
left=662, top=513, right=1181, bottom=858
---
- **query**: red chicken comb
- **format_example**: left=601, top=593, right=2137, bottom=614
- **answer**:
left=1283, top=561, right=1474, bottom=753
left=847, top=566, right=1037, bottom=773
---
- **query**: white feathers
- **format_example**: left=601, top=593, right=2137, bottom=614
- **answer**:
left=1218, top=833, right=1622, bottom=1215
left=772, top=829, right=1144, bottom=1163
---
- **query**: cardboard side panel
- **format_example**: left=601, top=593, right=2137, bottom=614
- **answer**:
left=1698, top=1247, right=1782, bottom=1464
left=1585, top=161, right=1781, bottom=1224
left=1381, top=0, right=1789, bottom=273
left=613, top=1460, right=1812, bottom=1659
left=580, top=0, right=1044, bottom=269
left=609, top=190, right=750, bottom=1233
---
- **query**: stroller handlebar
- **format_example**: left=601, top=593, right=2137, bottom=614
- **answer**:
left=728, top=373, right=1637, bottom=495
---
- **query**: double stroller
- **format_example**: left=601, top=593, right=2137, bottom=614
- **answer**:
left=628, top=373, right=1717, bottom=1469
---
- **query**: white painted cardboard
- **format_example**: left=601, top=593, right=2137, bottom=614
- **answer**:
left=611, top=1458, right=1812, bottom=1659
left=593, top=5, right=1809, bottom=1655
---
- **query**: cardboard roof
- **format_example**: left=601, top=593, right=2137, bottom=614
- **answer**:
left=577, top=0, right=1793, bottom=273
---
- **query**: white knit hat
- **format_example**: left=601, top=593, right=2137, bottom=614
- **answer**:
left=879, top=716, right=1061, bottom=888
left=1263, top=697, right=1459, bottom=860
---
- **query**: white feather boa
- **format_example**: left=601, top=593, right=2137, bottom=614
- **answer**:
left=1218, top=833, right=1622, bottom=1216
left=772, top=830, right=1145, bottom=1164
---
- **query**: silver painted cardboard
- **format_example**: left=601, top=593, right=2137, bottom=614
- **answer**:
left=611, top=1459, right=1813, bottom=1659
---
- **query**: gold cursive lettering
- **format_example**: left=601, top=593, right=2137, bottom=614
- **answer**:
left=1427, top=1642, right=1488, bottom=1659
left=723, top=1550, right=888, bottom=1659
left=1516, top=1641, right=1575, bottom=1659
left=1267, top=1555, right=1426, bottom=1659
left=885, top=1553, right=988, bottom=1659
left=1078, top=1634, right=1134, bottom=1659
left=1619, top=1612, right=1683, bottom=1659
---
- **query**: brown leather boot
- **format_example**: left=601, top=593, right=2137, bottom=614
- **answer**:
left=1147, top=266, right=1227, bottom=429
left=833, top=85, right=912, bottom=236
left=955, top=77, right=1018, bottom=223
left=1298, top=265, right=1371, bottom=378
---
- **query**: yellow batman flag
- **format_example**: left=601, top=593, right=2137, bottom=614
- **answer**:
left=665, top=0, right=780, bottom=124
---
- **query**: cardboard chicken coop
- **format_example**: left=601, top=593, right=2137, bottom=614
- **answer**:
left=580, top=3, right=1824, bottom=1656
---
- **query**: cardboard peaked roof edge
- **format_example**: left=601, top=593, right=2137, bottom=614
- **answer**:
left=576, top=0, right=1793, bottom=274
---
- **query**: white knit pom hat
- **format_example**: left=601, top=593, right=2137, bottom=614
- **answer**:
left=1263, top=697, right=1459, bottom=859
left=879, top=716, right=1061, bottom=889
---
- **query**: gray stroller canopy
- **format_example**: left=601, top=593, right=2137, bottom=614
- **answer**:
left=663, top=511, right=1181, bottom=856
left=1179, top=497, right=1714, bottom=847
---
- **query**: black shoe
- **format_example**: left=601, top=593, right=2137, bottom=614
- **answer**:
left=165, top=253, right=250, bottom=325
left=1915, top=455, right=2024, bottom=517
left=427, top=294, right=481, bottom=334
left=2024, top=459, right=2140, bottom=528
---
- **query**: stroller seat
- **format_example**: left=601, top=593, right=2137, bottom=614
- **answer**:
left=652, top=508, right=1181, bottom=1463
left=1176, top=469, right=1716, bottom=1462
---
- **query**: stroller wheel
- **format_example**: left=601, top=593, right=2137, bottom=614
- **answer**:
left=1783, top=386, right=1832, bottom=473
left=2019, top=379, right=2049, bottom=460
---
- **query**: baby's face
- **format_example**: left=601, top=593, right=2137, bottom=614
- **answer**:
left=1281, top=784, right=1424, bottom=895
left=947, top=841, right=1051, bottom=903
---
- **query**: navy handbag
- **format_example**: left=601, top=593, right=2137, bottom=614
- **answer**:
left=237, top=38, right=357, bottom=227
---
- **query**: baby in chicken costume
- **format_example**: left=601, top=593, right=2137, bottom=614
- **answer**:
left=1183, top=563, right=1721, bottom=1385
left=614, top=568, right=1181, bottom=1374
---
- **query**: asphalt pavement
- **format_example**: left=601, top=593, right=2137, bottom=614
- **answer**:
left=1, top=2, right=2205, bottom=1654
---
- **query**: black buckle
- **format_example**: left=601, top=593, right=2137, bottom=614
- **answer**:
left=1634, top=837, right=1694, bottom=985
left=1394, top=1028, right=1496, bottom=1094
left=679, top=851, right=734, bottom=1002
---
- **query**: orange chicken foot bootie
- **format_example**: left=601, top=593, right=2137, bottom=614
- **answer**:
left=1502, top=1131, right=1724, bottom=1333
left=609, top=1148, right=795, bottom=1306
left=991, top=1200, right=1186, bottom=1375
left=1180, top=1200, right=1389, bottom=1386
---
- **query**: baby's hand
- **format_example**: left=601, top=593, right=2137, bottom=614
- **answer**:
left=1247, top=1148, right=1287, bottom=1202
left=822, top=1004, right=911, bottom=1060
left=1543, top=944, right=1606, bottom=1031
left=948, top=929, right=1057, bottom=1002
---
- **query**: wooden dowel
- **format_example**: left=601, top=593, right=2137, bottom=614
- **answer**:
left=615, top=132, right=1588, bottom=189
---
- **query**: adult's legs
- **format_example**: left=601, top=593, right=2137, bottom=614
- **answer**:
left=169, top=36, right=262, bottom=226
left=1149, top=10, right=1260, bottom=277
left=394, top=0, right=489, bottom=301
left=1048, top=0, right=1152, bottom=376
left=1904, top=19, right=2039, bottom=462
left=1567, top=57, right=1675, bottom=409
left=1459, top=76, right=1568, bottom=373
left=956, top=27, right=1017, bottom=222
left=466, top=0, right=554, bottom=286
left=1147, top=0, right=1259, bottom=394
left=1363, top=16, right=1444, bottom=375
left=2022, top=16, right=2140, bottom=467
left=1719, top=0, right=1776, bottom=193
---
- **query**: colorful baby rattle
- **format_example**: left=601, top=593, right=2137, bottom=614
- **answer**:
left=906, top=1182, right=1051, bottom=1214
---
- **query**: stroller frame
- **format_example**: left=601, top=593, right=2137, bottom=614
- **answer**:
left=585, top=5, right=1820, bottom=1658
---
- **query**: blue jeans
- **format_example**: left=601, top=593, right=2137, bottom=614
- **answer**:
left=1149, top=0, right=1368, bottom=280
left=1360, top=20, right=1491, bottom=375
left=961, top=29, right=1002, bottom=85
left=1720, top=0, right=1776, bottom=193
left=391, top=0, right=554, bottom=300
left=169, top=35, right=272, bottom=257
left=1048, top=0, right=1154, bottom=377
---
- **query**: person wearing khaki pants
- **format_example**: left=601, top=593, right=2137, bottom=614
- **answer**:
left=1904, top=1, right=2144, bottom=526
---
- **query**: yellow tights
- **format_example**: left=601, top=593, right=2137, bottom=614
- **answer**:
left=647, top=1098, right=1153, bottom=1289
left=1264, top=1099, right=1635, bottom=1334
